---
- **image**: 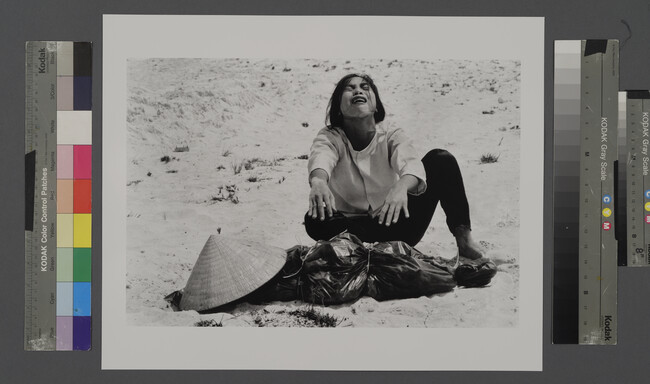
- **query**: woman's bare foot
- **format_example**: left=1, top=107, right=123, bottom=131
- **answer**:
left=454, top=225, right=484, bottom=260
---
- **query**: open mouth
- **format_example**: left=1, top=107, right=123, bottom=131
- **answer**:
left=351, top=95, right=367, bottom=104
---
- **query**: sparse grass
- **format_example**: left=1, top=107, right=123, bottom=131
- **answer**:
left=173, top=145, right=189, bottom=153
left=480, top=153, right=500, bottom=164
left=166, top=170, right=178, bottom=173
left=232, top=160, right=244, bottom=174
left=233, top=157, right=282, bottom=174
left=160, top=155, right=171, bottom=163
left=216, top=165, right=225, bottom=171
left=222, top=148, right=232, bottom=157
left=211, top=184, right=239, bottom=204
left=253, top=306, right=343, bottom=328
left=127, top=180, right=142, bottom=186
left=195, top=319, right=223, bottom=327
left=296, top=154, right=309, bottom=160
left=244, top=159, right=256, bottom=170
left=288, top=307, right=341, bottom=327
left=247, top=176, right=258, bottom=182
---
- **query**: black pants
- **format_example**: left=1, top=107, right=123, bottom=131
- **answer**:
left=304, top=149, right=471, bottom=246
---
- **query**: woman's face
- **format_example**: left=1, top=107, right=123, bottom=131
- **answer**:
left=339, top=76, right=377, bottom=120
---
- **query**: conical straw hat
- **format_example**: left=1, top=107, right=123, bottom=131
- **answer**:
left=179, top=235, right=287, bottom=311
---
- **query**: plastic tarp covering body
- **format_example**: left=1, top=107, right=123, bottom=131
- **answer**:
left=168, top=233, right=497, bottom=311
left=365, top=241, right=457, bottom=301
left=252, top=233, right=467, bottom=305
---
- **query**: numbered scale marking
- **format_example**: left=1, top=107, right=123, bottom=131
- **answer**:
left=577, top=40, right=618, bottom=345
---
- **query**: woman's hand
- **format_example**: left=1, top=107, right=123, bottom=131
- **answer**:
left=309, top=169, right=337, bottom=220
left=372, top=175, right=418, bottom=226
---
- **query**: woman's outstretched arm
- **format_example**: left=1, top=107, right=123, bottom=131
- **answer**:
left=308, top=169, right=338, bottom=220
left=307, top=128, right=342, bottom=220
left=372, top=174, right=419, bottom=226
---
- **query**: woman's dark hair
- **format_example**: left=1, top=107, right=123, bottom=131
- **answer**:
left=326, top=73, right=385, bottom=128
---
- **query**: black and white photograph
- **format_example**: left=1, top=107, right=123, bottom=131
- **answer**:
left=126, top=57, right=520, bottom=328
left=103, top=16, right=543, bottom=370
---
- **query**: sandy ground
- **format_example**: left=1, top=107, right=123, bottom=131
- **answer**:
left=125, top=58, right=521, bottom=327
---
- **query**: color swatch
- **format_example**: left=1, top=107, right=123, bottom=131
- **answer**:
left=55, top=42, right=92, bottom=351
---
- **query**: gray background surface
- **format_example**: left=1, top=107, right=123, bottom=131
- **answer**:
left=2, top=0, right=650, bottom=382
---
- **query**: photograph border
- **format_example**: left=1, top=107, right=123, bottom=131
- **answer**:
left=103, top=15, right=544, bottom=370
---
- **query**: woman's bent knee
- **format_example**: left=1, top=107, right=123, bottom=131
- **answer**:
left=423, top=148, right=455, bottom=162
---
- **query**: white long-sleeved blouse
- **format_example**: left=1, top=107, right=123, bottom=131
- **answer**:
left=308, top=123, right=427, bottom=215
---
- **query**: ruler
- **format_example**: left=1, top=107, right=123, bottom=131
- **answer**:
left=626, top=91, right=650, bottom=266
left=577, top=40, right=618, bottom=345
left=553, top=40, right=618, bottom=345
left=616, top=92, right=627, bottom=267
left=25, top=41, right=92, bottom=351
left=25, top=41, right=58, bottom=351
